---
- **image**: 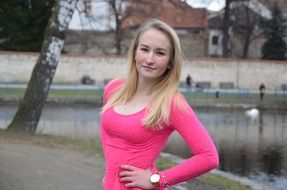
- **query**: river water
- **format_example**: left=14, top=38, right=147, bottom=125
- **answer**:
left=0, top=105, right=286, bottom=189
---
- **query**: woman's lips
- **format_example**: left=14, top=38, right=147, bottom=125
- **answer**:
left=142, top=66, right=156, bottom=70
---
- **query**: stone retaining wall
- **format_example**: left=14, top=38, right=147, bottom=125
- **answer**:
left=0, top=51, right=286, bottom=89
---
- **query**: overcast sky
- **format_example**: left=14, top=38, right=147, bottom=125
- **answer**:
left=187, top=0, right=225, bottom=11
left=68, top=0, right=226, bottom=30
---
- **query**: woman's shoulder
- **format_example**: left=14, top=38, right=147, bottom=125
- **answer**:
left=171, top=91, right=188, bottom=106
left=170, top=91, right=193, bottom=115
left=105, top=78, right=126, bottom=92
left=103, top=77, right=126, bottom=102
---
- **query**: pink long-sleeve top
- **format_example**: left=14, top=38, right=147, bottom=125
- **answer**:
left=100, top=79, right=219, bottom=190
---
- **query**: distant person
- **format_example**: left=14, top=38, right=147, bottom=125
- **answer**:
left=81, top=75, right=94, bottom=84
left=100, top=19, right=219, bottom=189
left=215, top=89, right=219, bottom=99
left=186, top=74, right=191, bottom=87
left=259, top=83, right=266, bottom=100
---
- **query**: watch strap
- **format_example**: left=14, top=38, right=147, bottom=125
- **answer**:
left=159, top=172, right=169, bottom=188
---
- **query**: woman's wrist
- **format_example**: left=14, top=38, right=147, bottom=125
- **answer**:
left=149, top=173, right=160, bottom=187
left=159, top=172, right=169, bottom=188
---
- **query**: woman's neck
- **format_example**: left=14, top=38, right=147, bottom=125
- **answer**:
left=136, top=77, right=158, bottom=96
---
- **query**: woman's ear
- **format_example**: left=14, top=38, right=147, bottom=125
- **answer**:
left=163, top=66, right=171, bottom=75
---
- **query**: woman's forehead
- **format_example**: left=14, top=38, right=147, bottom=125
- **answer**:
left=138, top=28, right=171, bottom=50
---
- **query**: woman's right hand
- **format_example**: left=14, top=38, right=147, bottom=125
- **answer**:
left=119, top=165, right=158, bottom=189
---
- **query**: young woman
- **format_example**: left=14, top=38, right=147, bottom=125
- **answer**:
left=100, top=19, right=219, bottom=189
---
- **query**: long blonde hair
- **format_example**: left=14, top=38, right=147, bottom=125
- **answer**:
left=102, top=19, right=184, bottom=129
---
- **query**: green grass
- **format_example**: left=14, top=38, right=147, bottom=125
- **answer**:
left=197, top=173, right=252, bottom=190
left=183, top=91, right=287, bottom=102
left=0, top=88, right=103, bottom=99
left=0, top=88, right=25, bottom=96
left=48, top=89, right=103, bottom=98
left=38, top=134, right=103, bottom=155
left=0, top=129, right=102, bottom=156
left=156, top=155, right=176, bottom=170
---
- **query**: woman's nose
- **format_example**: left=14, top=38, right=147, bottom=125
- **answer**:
left=146, top=52, right=155, bottom=64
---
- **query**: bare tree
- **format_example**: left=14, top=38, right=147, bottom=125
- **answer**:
left=105, top=0, right=158, bottom=55
left=109, top=0, right=124, bottom=55
left=220, top=0, right=270, bottom=58
left=75, top=0, right=162, bottom=55
left=7, top=0, right=79, bottom=134
left=230, top=0, right=271, bottom=58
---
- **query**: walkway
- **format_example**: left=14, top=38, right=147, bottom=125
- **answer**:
left=0, top=140, right=104, bottom=190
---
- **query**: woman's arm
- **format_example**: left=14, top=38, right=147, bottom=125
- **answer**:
left=160, top=99, right=219, bottom=186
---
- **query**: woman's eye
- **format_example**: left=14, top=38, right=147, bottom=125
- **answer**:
left=140, top=48, right=148, bottom=52
left=156, top=52, right=165, bottom=56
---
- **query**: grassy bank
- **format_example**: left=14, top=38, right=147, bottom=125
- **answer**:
left=0, top=86, right=286, bottom=100
left=0, top=129, right=252, bottom=190
left=0, top=87, right=103, bottom=99
left=1, top=86, right=286, bottom=109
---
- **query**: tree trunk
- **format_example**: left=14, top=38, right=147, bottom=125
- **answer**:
left=110, top=0, right=122, bottom=55
left=115, top=12, right=122, bottom=55
left=242, top=27, right=253, bottom=59
left=241, top=5, right=252, bottom=59
left=222, top=0, right=231, bottom=57
left=7, top=0, right=78, bottom=134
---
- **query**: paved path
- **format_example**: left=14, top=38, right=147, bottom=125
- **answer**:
left=0, top=141, right=104, bottom=190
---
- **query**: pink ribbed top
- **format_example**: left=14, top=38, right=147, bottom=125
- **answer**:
left=100, top=79, right=219, bottom=190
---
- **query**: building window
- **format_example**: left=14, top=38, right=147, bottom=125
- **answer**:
left=212, top=35, right=219, bottom=45
left=191, top=29, right=200, bottom=34
left=176, top=15, right=182, bottom=23
left=156, top=5, right=161, bottom=13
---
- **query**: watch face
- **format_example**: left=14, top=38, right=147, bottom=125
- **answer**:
left=150, top=174, right=160, bottom=183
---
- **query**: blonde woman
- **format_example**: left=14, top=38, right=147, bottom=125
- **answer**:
left=100, top=19, right=219, bottom=189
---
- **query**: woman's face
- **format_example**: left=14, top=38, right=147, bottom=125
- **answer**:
left=135, top=28, right=171, bottom=82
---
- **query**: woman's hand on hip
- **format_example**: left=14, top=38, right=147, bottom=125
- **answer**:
left=119, top=165, right=157, bottom=189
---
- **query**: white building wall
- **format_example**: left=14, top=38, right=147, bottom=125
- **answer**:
left=208, top=29, right=223, bottom=57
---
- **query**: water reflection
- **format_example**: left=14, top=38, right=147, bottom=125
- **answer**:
left=196, top=108, right=287, bottom=189
left=0, top=105, right=101, bottom=139
left=163, top=107, right=287, bottom=189
left=0, top=105, right=286, bottom=189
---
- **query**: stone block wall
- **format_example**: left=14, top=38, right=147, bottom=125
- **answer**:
left=0, top=51, right=286, bottom=90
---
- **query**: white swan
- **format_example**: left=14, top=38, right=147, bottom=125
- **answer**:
left=244, top=108, right=260, bottom=119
